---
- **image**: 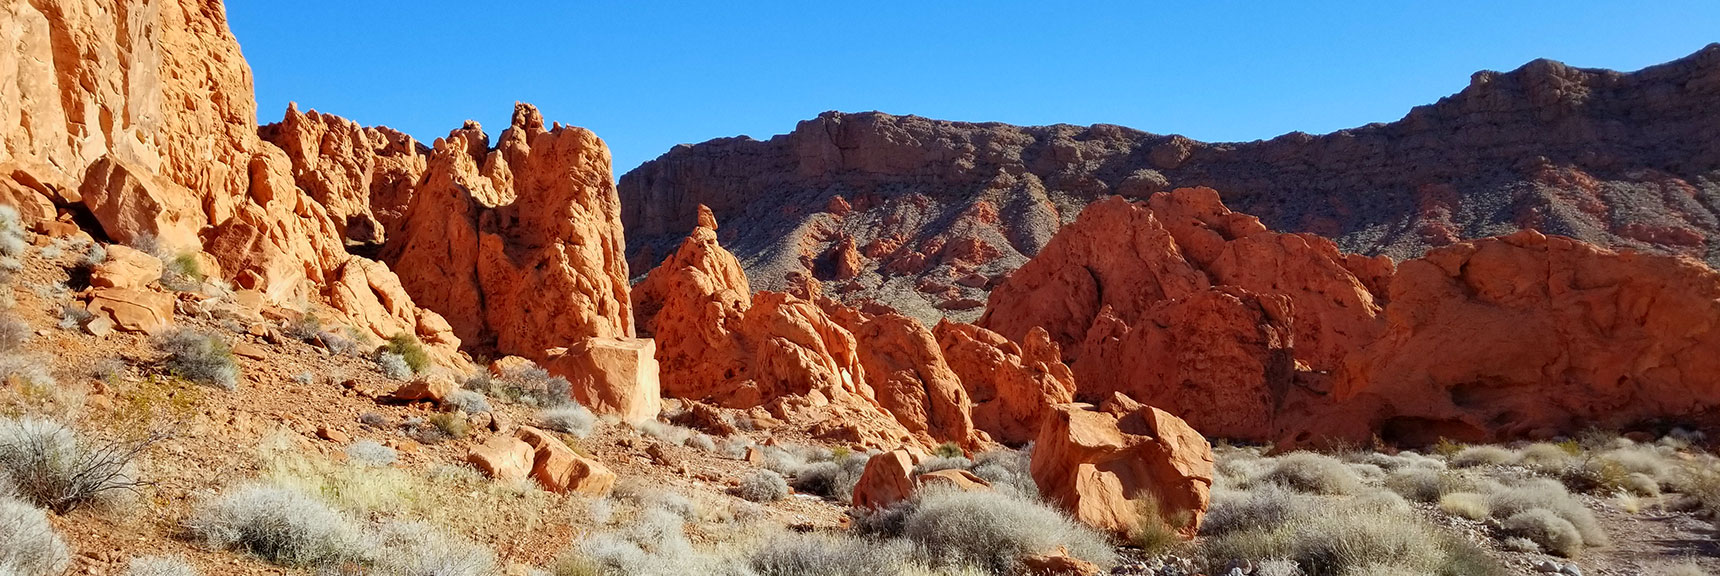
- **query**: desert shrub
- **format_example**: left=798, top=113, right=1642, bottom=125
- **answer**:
left=285, top=314, right=323, bottom=342
left=0, top=417, right=151, bottom=512
left=791, top=453, right=871, bottom=503
left=1199, top=495, right=1507, bottom=576
left=1438, top=492, right=1490, bottom=520
left=123, top=555, right=197, bottom=576
left=368, top=520, right=498, bottom=576
left=159, top=253, right=204, bottom=292
left=1597, top=446, right=1676, bottom=483
left=0, top=311, right=27, bottom=352
left=760, top=446, right=811, bottom=476
left=1651, top=562, right=1710, bottom=576
left=1484, top=479, right=1607, bottom=548
left=1501, top=509, right=1582, bottom=557
left=359, top=413, right=390, bottom=429
left=56, top=303, right=92, bottom=331
left=1561, top=457, right=1632, bottom=494
left=684, top=433, right=716, bottom=452
left=737, top=470, right=789, bottom=503
left=899, top=489, right=1115, bottom=574
left=932, top=442, right=963, bottom=459
left=317, top=330, right=360, bottom=356
left=1206, top=486, right=1297, bottom=538
left=913, top=456, right=973, bottom=476
left=1518, top=443, right=1575, bottom=472
left=1129, top=492, right=1193, bottom=555
left=1623, top=472, right=1662, bottom=497
left=0, top=495, right=71, bottom=576
left=464, top=363, right=572, bottom=406
left=562, top=507, right=741, bottom=576
left=382, top=334, right=430, bottom=375
left=445, top=390, right=491, bottom=414
left=156, top=329, right=239, bottom=390
left=345, top=440, right=397, bottom=468
left=749, top=532, right=915, bottom=576
left=540, top=405, right=598, bottom=438
left=0, top=206, right=25, bottom=269
left=1448, top=446, right=1515, bottom=468
left=186, top=483, right=368, bottom=566
left=612, top=481, right=700, bottom=521
left=377, top=352, right=413, bottom=381
left=1384, top=468, right=1470, bottom=503
left=1256, top=452, right=1361, bottom=495
left=969, top=448, right=1037, bottom=498
left=428, top=412, right=471, bottom=440
left=1670, top=465, right=1720, bottom=515
left=637, top=421, right=692, bottom=445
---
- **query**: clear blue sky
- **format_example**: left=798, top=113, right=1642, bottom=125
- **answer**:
left=228, top=2, right=1720, bottom=177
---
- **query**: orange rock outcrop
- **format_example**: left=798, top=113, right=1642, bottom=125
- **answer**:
left=635, top=208, right=968, bottom=448
left=935, top=322, right=1075, bottom=445
left=979, top=188, right=1379, bottom=440
left=987, top=189, right=1720, bottom=446
left=1294, top=230, right=1720, bottom=446
left=2, top=0, right=460, bottom=362
left=1031, top=394, right=1214, bottom=539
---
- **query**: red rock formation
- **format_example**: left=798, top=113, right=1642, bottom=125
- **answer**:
left=259, top=104, right=426, bottom=245
left=1, top=0, right=461, bottom=362
left=1031, top=394, right=1213, bottom=539
left=935, top=322, right=1075, bottom=445
left=835, top=311, right=978, bottom=446
left=383, top=104, right=635, bottom=357
left=977, top=189, right=1375, bottom=440
left=635, top=208, right=926, bottom=448
left=1290, top=230, right=1720, bottom=446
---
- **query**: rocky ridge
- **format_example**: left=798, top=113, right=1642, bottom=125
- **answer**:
left=619, top=45, right=1720, bottom=325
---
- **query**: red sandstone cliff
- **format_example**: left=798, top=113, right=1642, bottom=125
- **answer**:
left=620, top=46, right=1720, bottom=324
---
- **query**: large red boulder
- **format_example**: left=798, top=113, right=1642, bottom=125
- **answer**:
left=1030, top=395, right=1213, bottom=539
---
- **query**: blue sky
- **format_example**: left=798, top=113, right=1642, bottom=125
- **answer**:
left=228, top=2, right=1720, bottom=176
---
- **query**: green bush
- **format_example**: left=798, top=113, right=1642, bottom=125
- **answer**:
left=382, top=333, right=431, bottom=375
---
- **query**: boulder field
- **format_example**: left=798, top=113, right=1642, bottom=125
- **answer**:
left=7, top=0, right=1720, bottom=543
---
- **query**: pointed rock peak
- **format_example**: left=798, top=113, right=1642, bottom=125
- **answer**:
left=697, top=205, right=719, bottom=231
left=512, top=102, right=546, bottom=133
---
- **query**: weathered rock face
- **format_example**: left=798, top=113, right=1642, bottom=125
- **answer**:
left=836, top=311, right=979, bottom=446
left=620, top=45, right=1720, bottom=324
left=991, top=189, right=1720, bottom=446
left=1293, top=230, right=1720, bottom=446
left=978, top=189, right=1377, bottom=440
left=635, top=209, right=946, bottom=448
left=1031, top=395, right=1214, bottom=539
left=258, top=104, right=426, bottom=245
left=2, top=0, right=462, bottom=362
left=935, top=322, right=1075, bottom=445
left=381, top=104, right=635, bottom=358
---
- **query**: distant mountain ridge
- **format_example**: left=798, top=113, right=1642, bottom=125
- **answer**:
left=619, top=44, right=1720, bottom=324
